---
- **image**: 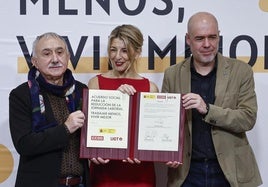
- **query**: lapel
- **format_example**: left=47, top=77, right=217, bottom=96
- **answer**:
left=179, top=54, right=230, bottom=134
left=214, top=53, right=230, bottom=106
left=180, top=58, right=191, bottom=94
left=179, top=58, right=192, bottom=134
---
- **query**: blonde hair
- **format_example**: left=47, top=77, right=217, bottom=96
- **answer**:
left=108, top=24, right=143, bottom=63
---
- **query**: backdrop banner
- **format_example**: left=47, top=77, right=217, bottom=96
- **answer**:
left=1, top=1, right=268, bottom=186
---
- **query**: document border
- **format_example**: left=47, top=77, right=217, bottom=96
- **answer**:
left=80, top=89, right=185, bottom=162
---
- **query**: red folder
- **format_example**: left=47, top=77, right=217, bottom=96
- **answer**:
left=80, top=89, right=186, bottom=162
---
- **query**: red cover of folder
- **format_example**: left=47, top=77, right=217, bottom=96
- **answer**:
left=80, top=89, right=186, bottom=162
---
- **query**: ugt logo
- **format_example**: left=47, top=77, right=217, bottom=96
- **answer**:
left=110, top=137, right=123, bottom=141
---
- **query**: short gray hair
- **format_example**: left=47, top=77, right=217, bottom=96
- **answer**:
left=32, top=32, right=69, bottom=57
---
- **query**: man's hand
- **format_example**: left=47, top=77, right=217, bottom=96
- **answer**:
left=64, top=110, right=85, bottom=134
left=182, top=93, right=208, bottom=115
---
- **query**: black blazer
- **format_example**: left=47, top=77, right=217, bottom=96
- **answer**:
left=9, top=81, right=90, bottom=187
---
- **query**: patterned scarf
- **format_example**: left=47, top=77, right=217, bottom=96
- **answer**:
left=28, top=66, right=81, bottom=132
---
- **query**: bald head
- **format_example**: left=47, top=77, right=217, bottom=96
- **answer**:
left=185, top=12, right=220, bottom=67
left=187, top=12, right=219, bottom=34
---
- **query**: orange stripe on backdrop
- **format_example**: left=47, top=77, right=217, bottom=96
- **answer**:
left=18, top=56, right=268, bottom=73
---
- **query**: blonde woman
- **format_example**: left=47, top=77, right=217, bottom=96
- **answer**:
left=88, top=24, right=158, bottom=187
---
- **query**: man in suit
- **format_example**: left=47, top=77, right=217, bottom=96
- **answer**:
left=162, top=12, right=262, bottom=187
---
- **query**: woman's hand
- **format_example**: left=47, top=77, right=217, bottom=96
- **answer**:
left=117, top=84, right=136, bottom=95
left=165, top=161, right=182, bottom=168
left=123, top=157, right=141, bottom=164
left=90, top=157, right=110, bottom=165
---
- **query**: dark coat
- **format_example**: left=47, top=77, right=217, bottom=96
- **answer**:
left=9, top=80, right=89, bottom=187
